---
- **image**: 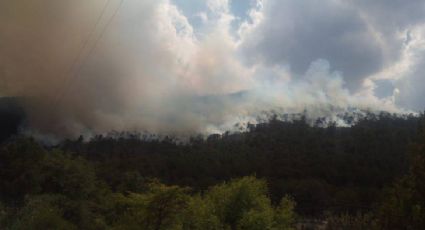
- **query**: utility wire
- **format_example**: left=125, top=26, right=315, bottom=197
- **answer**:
left=47, top=0, right=111, bottom=117
left=50, top=0, right=124, bottom=116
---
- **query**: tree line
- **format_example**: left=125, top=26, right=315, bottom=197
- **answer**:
left=0, top=112, right=424, bottom=229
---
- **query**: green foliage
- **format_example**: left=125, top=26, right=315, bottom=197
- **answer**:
left=142, top=182, right=189, bottom=230
left=0, top=138, right=46, bottom=203
left=274, top=196, right=296, bottom=229
left=206, top=177, right=296, bottom=229
left=40, top=150, right=97, bottom=200
left=206, top=177, right=271, bottom=228
left=105, top=177, right=296, bottom=230
left=108, top=182, right=190, bottom=230
left=181, top=195, right=221, bottom=230
left=237, top=208, right=275, bottom=230
left=1, top=113, right=424, bottom=228
left=0, top=139, right=110, bottom=229
left=11, top=195, right=77, bottom=230
left=374, top=114, right=425, bottom=229
left=61, top=113, right=419, bottom=215
left=108, top=192, right=148, bottom=229
left=377, top=142, right=425, bottom=228
left=114, top=170, right=147, bottom=193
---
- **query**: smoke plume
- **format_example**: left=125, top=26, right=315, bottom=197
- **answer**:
left=1, top=0, right=421, bottom=138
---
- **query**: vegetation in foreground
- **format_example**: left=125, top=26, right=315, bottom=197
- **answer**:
left=0, top=139, right=295, bottom=229
left=0, top=112, right=425, bottom=229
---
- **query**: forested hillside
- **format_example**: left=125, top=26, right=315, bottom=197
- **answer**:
left=62, top=112, right=419, bottom=215
left=1, top=112, right=424, bottom=229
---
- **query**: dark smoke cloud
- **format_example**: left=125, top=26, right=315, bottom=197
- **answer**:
left=0, top=0, right=419, bottom=138
left=0, top=0, right=255, bottom=137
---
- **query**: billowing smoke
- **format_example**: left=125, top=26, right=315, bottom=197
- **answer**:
left=0, top=0, right=423, bottom=138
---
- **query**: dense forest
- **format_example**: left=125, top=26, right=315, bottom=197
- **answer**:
left=1, top=111, right=425, bottom=229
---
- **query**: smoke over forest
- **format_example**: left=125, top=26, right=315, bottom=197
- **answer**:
left=2, top=1, right=425, bottom=229
left=1, top=0, right=424, bottom=138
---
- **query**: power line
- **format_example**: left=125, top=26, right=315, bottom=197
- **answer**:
left=48, top=0, right=111, bottom=113
left=50, top=0, right=124, bottom=116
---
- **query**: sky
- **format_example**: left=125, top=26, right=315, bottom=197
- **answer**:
left=0, top=0, right=424, bottom=138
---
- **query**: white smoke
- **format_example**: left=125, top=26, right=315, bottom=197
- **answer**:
left=0, top=0, right=417, bottom=138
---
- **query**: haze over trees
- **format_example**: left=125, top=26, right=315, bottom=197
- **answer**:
left=0, top=112, right=424, bottom=229
left=1, top=0, right=425, bottom=229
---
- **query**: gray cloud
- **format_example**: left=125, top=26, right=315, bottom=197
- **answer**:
left=240, top=0, right=384, bottom=91
left=240, top=0, right=425, bottom=93
left=349, top=0, right=425, bottom=30
left=394, top=48, right=425, bottom=111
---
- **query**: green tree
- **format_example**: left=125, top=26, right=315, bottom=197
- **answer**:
left=206, top=176, right=296, bottom=229
left=181, top=195, right=221, bottom=230
left=11, top=195, right=77, bottom=230
left=377, top=115, right=425, bottom=229
left=0, top=138, right=45, bottom=203
left=206, top=177, right=271, bottom=229
left=237, top=208, right=275, bottom=230
left=274, top=196, right=296, bottom=229
left=39, top=150, right=97, bottom=199
left=143, top=182, right=189, bottom=230
left=109, top=181, right=190, bottom=230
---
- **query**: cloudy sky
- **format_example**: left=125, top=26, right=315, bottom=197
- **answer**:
left=0, top=0, right=424, bottom=137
